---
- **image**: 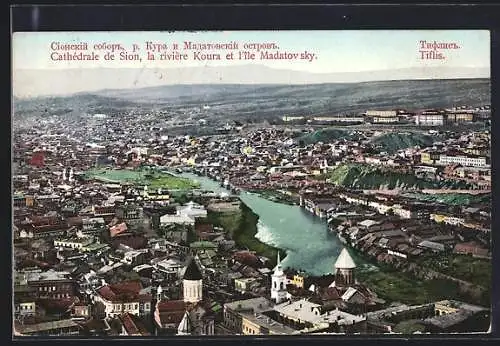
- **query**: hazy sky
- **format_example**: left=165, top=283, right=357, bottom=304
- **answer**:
left=12, top=30, right=490, bottom=97
left=13, top=30, right=490, bottom=72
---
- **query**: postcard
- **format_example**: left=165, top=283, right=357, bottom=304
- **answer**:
left=12, top=30, right=491, bottom=336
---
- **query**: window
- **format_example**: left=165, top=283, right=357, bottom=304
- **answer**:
left=135, top=304, right=138, bottom=310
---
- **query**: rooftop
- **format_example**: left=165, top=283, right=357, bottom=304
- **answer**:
left=334, top=248, right=356, bottom=269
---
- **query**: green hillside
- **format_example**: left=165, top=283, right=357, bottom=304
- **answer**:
left=370, top=132, right=436, bottom=154
left=326, top=164, right=473, bottom=190
left=297, top=128, right=359, bottom=145
left=403, top=192, right=491, bottom=206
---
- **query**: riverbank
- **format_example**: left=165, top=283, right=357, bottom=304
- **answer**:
left=248, top=189, right=298, bottom=206
left=206, top=203, right=284, bottom=268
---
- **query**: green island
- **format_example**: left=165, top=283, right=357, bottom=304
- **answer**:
left=83, top=167, right=199, bottom=190
left=205, top=202, right=284, bottom=268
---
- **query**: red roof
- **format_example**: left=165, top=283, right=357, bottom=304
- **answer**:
left=157, top=300, right=186, bottom=312
left=37, top=298, right=76, bottom=313
left=233, top=251, right=260, bottom=267
left=158, top=311, right=185, bottom=326
left=138, top=294, right=152, bottom=303
left=454, top=242, right=489, bottom=256
left=110, top=223, right=128, bottom=237
left=110, top=280, right=143, bottom=294
left=97, top=281, right=143, bottom=302
left=195, top=223, right=214, bottom=233
left=121, top=313, right=139, bottom=334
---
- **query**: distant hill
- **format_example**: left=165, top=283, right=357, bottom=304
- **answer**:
left=13, top=79, right=491, bottom=124
left=370, top=132, right=437, bottom=154
left=13, top=65, right=490, bottom=98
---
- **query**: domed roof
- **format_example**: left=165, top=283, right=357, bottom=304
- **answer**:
left=183, top=258, right=202, bottom=281
left=334, top=248, right=356, bottom=269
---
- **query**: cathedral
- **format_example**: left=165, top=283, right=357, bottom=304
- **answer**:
left=153, top=257, right=215, bottom=336
left=269, top=247, right=380, bottom=313
left=331, top=247, right=357, bottom=288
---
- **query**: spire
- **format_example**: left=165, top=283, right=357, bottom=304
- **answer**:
left=273, top=251, right=284, bottom=276
left=177, top=311, right=192, bottom=335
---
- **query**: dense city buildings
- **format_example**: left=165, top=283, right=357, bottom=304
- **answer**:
left=12, top=90, right=491, bottom=336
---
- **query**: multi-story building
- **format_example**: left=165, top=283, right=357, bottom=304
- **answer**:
left=93, top=281, right=152, bottom=319
left=223, top=297, right=274, bottom=334
left=446, top=112, right=474, bottom=123
left=27, top=270, right=78, bottom=300
left=54, top=236, right=94, bottom=250
left=16, top=319, right=82, bottom=336
left=437, top=154, right=488, bottom=168
left=420, top=151, right=441, bottom=165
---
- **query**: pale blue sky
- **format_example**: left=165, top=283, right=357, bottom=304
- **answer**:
left=13, top=30, right=490, bottom=73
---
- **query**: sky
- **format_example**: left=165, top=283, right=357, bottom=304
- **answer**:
left=12, top=30, right=490, bottom=97
left=13, top=30, right=490, bottom=72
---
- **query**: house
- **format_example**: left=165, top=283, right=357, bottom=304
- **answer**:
left=14, top=297, right=37, bottom=319
left=417, top=240, right=445, bottom=253
left=159, top=214, right=195, bottom=227
left=240, top=311, right=298, bottom=335
left=154, top=300, right=215, bottom=336
left=116, top=312, right=151, bottom=336
left=54, top=236, right=94, bottom=250
left=273, top=298, right=366, bottom=332
left=177, top=201, right=208, bottom=220
left=453, top=242, right=489, bottom=258
left=16, top=319, right=82, bottom=336
left=234, top=278, right=261, bottom=294
left=94, top=280, right=152, bottom=318
left=26, top=270, right=78, bottom=299
left=109, top=223, right=129, bottom=238
left=223, top=297, right=274, bottom=334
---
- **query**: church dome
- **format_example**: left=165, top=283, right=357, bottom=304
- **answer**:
left=183, top=258, right=203, bottom=280
left=334, top=248, right=356, bottom=269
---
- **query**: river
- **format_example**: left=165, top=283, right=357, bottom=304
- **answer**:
left=179, top=172, right=373, bottom=276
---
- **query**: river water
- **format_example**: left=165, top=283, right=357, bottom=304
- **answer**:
left=180, top=173, right=372, bottom=276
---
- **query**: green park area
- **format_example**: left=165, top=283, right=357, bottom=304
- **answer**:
left=84, top=167, right=199, bottom=190
left=357, top=268, right=463, bottom=305
left=356, top=254, right=491, bottom=307
left=416, top=253, right=492, bottom=286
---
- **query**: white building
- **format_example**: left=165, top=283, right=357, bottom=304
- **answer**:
left=274, top=298, right=365, bottom=328
left=93, top=283, right=151, bottom=318
left=437, top=154, right=488, bottom=168
left=160, top=214, right=195, bottom=226
left=270, top=253, right=287, bottom=304
left=177, top=201, right=208, bottom=219
left=54, top=236, right=94, bottom=250
left=416, top=114, right=445, bottom=126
